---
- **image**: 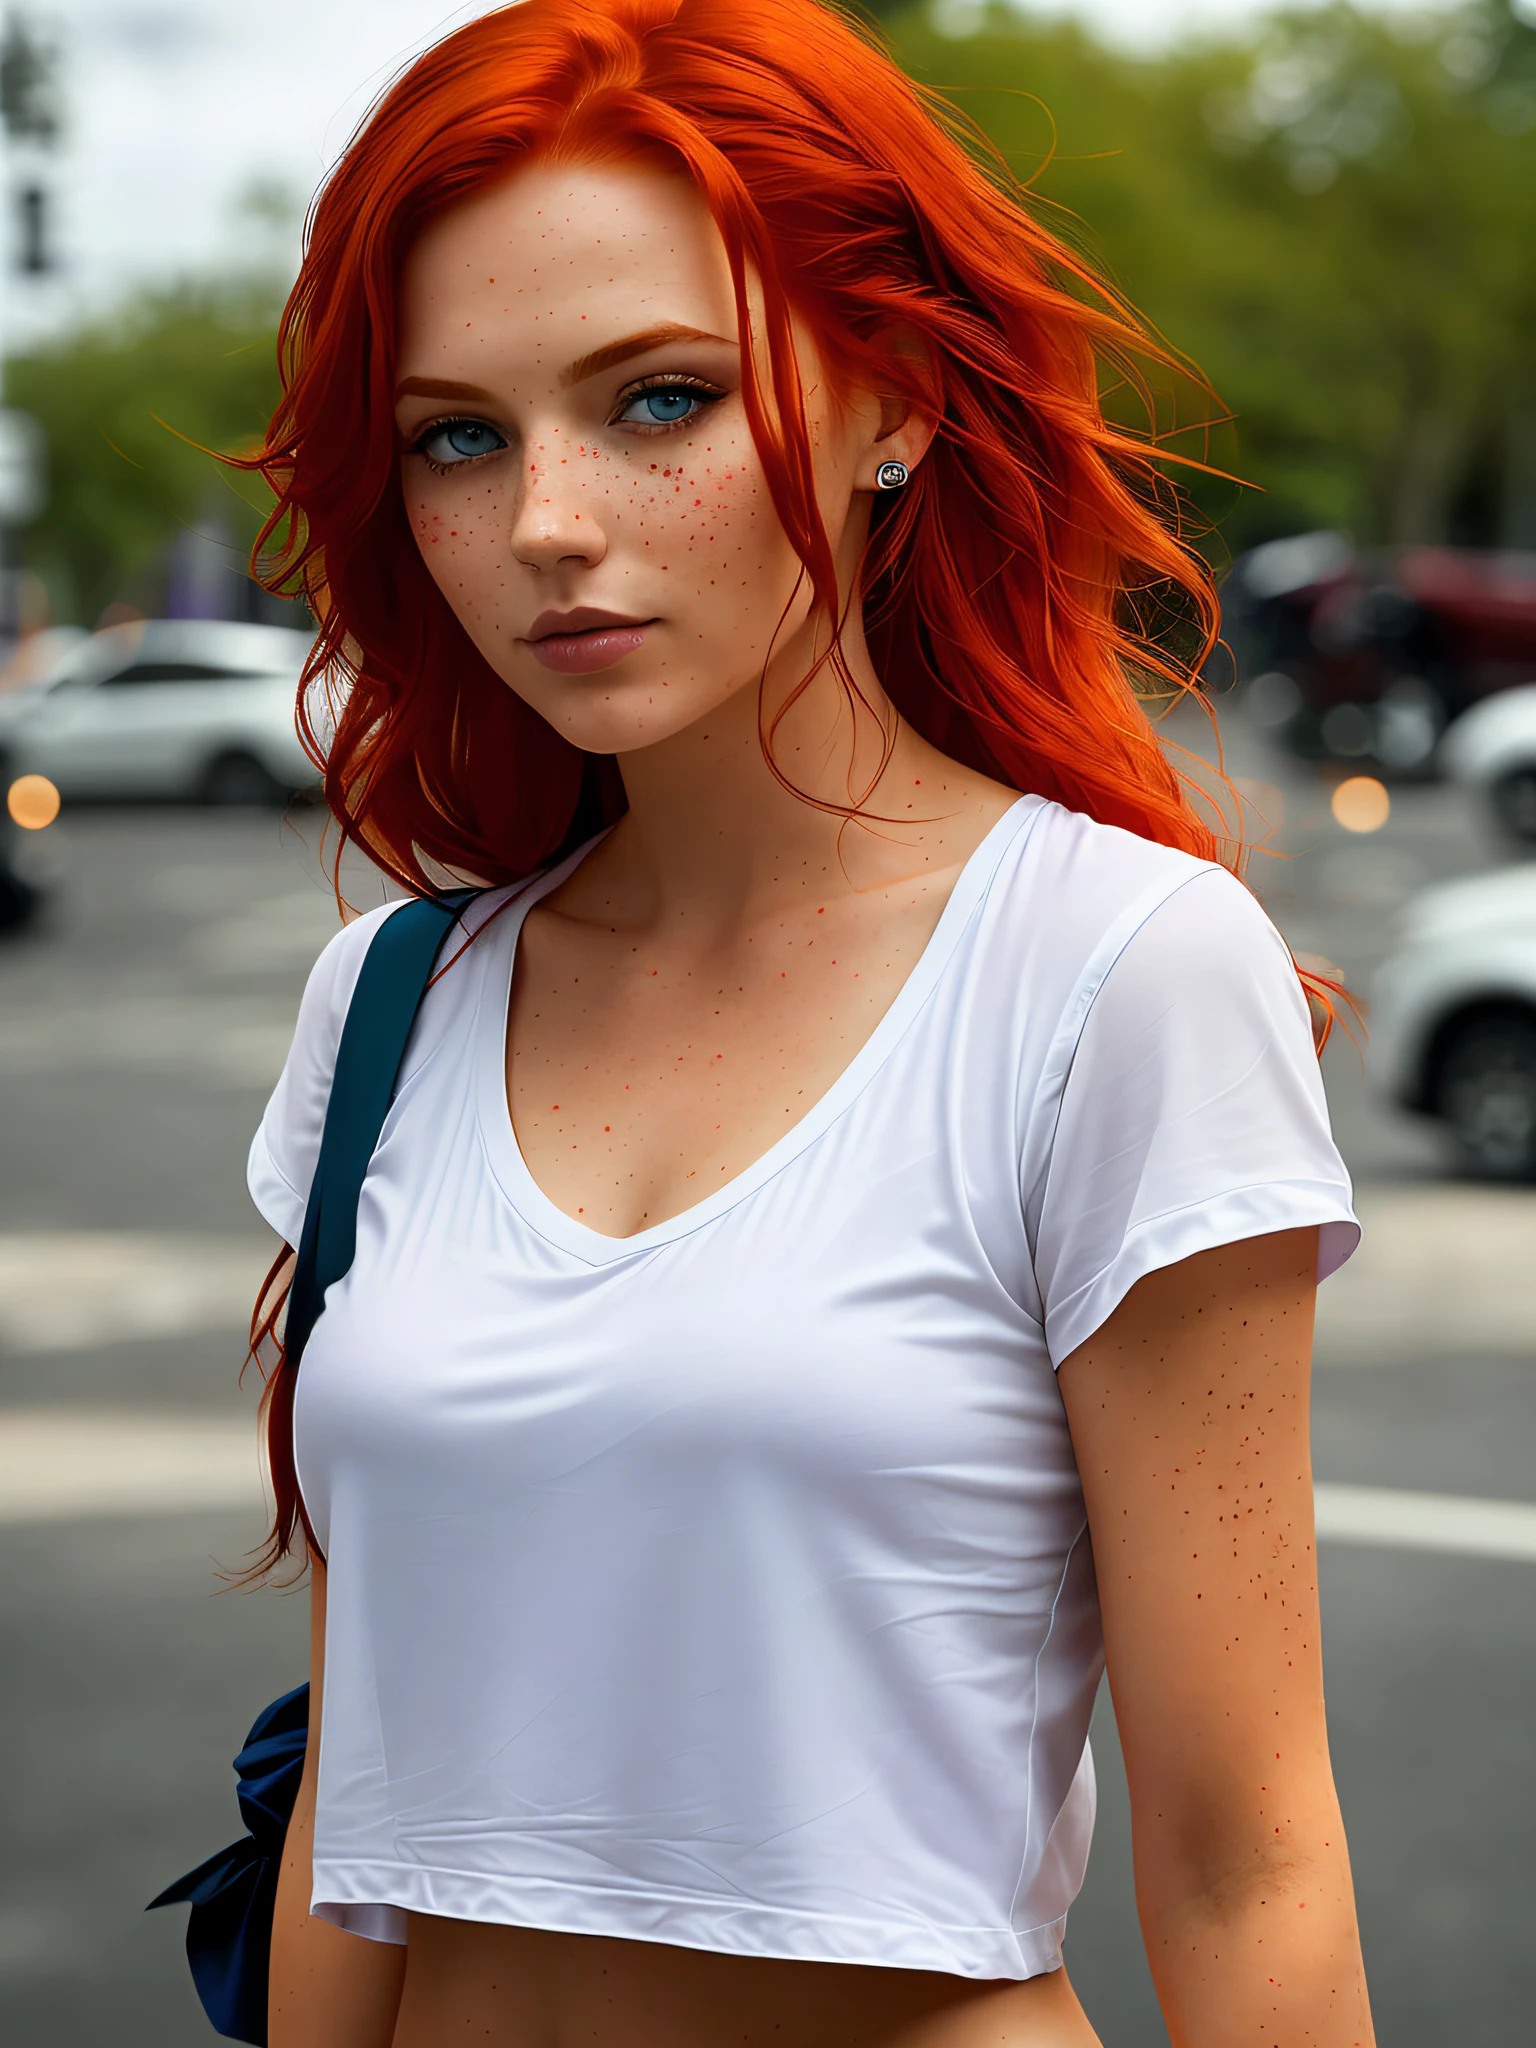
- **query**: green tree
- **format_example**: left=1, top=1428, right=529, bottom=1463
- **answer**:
left=6, top=279, right=287, bottom=626
left=886, top=0, right=1536, bottom=549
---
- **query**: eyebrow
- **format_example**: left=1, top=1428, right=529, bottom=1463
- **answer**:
left=561, top=324, right=734, bottom=386
left=395, top=376, right=498, bottom=405
left=393, top=325, right=735, bottom=408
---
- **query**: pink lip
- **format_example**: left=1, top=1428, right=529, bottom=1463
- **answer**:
left=523, top=609, right=653, bottom=675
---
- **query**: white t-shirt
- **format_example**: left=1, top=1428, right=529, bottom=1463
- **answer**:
left=249, top=795, right=1357, bottom=1981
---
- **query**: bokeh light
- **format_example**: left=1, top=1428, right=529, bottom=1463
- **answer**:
left=7, top=775, right=61, bottom=830
left=1331, top=775, right=1390, bottom=834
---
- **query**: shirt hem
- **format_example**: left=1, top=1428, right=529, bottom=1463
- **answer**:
left=310, top=1860, right=1067, bottom=1980
left=1044, top=1182, right=1360, bottom=1368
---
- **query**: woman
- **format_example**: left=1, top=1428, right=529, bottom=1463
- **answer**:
left=245, top=3, right=1374, bottom=2043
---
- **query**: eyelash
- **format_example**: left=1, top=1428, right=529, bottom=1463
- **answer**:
left=408, top=373, right=726, bottom=474
left=609, top=373, right=724, bottom=432
left=410, top=419, right=503, bottom=476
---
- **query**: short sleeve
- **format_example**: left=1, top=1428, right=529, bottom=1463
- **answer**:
left=246, top=902, right=402, bottom=1245
left=1033, top=867, right=1359, bottom=1367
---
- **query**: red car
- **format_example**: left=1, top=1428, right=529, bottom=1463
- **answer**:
left=1225, top=533, right=1536, bottom=774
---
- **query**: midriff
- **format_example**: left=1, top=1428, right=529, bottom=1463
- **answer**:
left=392, top=1919, right=1105, bottom=2047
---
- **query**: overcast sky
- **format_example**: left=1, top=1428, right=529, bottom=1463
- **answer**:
left=0, top=0, right=1459, bottom=345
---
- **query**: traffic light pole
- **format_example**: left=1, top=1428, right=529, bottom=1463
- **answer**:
left=0, top=9, right=61, bottom=652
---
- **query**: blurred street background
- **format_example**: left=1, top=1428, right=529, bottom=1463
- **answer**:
left=1, top=1, right=1534, bottom=2043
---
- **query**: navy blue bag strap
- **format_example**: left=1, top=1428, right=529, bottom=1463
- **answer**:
left=284, top=889, right=479, bottom=1369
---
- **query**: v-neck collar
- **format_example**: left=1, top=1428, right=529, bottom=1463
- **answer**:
left=473, top=798, right=1038, bottom=1267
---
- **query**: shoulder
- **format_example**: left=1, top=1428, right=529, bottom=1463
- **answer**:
left=1009, top=793, right=1221, bottom=905
left=296, top=881, right=532, bottom=1069
left=245, top=901, right=407, bottom=1242
left=246, top=886, right=518, bottom=1243
left=988, top=797, right=1281, bottom=1010
left=301, top=899, right=411, bottom=1032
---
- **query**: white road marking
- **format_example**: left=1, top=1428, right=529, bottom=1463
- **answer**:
left=0, top=1409, right=264, bottom=1525
left=1313, top=1482, right=1536, bottom=1563
left=2, top=1407, right=1534, bottom=1561
left=0, top=996, right=297, bottom=1086
left=0, top=1233, right=274, bottom=1354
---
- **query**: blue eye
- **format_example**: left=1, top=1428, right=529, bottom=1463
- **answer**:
left=616, top=383, right=716, bottom=428
left=416, top=418, right=506, bottom=466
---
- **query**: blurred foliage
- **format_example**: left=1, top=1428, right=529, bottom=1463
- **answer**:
left=886, top=0, right=1536, bottom=555
left=6, top=1, right=1536, bottom=620
left=6, top=282, right=282, bottom=625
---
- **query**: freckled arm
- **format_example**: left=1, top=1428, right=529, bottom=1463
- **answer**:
left=1057, top=1229, right=1375, bottom=2048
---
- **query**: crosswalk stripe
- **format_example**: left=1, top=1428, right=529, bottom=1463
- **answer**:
left=0, top=1233, right=272, bottom=1355
left=1313, top=1482, right=1536, bottom=1563
left=1, top=1410, right=1534, bottom=1559
left=0, top=1410, right=262, bottom=1525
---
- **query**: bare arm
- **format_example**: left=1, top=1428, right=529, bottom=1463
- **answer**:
left=1058, top=1228, right=1374, bottom=2048
left=269, top=1556, right=407, bottom=2048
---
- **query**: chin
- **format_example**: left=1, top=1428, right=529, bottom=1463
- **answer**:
left=509, top=668, right=752, bottom=757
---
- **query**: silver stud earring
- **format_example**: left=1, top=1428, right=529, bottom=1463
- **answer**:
left=875, top=460, right=910, bottom=491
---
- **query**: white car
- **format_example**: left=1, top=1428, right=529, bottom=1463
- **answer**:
left=0, top=619, right=318, bottom=806
left=1440, top=683, right=1536, bottom=842
left=1370, top=865, right=1536, bottom=1179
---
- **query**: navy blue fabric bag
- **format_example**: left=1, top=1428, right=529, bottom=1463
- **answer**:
left=146, top=1686, right=310, bottom=2043
left=149, top=890, right=479, bottom=2044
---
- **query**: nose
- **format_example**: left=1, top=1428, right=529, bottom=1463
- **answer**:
left=509, top=437, right=608, bottom=573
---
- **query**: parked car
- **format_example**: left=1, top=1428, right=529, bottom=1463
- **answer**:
left=0, top=623, right=89, bottom=691
left=1226, top=534, right=1536, bottom=776
left=0, top=619, right=318, bottom=807
left=1371, top=865, right=1536, bottom=1180
left=1439, top=682, right=1536, bottom=843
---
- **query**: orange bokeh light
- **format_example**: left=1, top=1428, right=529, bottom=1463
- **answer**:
left=7, top=774, right=61, bottom=830
left=1330, top=775, right=1390, bottom=834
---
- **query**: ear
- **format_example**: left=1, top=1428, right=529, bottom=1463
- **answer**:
left=860, top=329, right=938, bottom=493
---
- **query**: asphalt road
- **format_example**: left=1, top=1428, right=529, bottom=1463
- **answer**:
left=1, top=699, right=1533, bottom=2045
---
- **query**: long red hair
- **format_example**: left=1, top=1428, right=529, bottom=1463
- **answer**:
left=243, top=0, right=1255, bottom=1576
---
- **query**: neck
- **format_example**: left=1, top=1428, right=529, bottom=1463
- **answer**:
left=599, top=607, right=936, bottom=928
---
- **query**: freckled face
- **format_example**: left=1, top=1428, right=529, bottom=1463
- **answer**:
left=394, top=162, right=859, bottom=756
